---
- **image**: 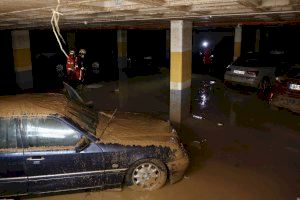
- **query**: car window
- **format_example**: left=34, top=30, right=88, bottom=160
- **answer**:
left=233, top=56, right=262, bottom=67
left=66, top=101, right=98, bottom=134
left=0, top=118, right=18, bottom=150
left=287, top=67, right=300, bottom=78
left=24, top=117, right=81, bottom=149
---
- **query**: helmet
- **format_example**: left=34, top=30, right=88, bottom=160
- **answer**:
left=69, top=50, right=75, bottom=55
left=79, top=49, right=86, bottom=55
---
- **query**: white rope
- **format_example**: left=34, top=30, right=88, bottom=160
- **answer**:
left=51, top=0, right=68, bottom=58
left=53, top=1, right=66, bottom=44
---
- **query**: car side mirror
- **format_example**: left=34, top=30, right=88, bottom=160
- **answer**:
left=75, top=136, right=91, bottom=153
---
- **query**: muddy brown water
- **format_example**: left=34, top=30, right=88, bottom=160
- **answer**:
left=27, top=74, right=300, bottom=199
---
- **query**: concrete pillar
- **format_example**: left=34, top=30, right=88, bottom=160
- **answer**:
left=11, top=30, right=33, bottom=89
left=170, top=20, right=192, bottom=128
left=117, top=30, right=127, bottom=81
left=117, top=30, right=128, bottom=109
left=234, top=25, right=242, bottom=61
left=166, top=30, right=170, bottom=64
left=255, top=29, right=260, bottom=52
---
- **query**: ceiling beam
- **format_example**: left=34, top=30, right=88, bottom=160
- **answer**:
left=127, top=0, right=165, bottom=6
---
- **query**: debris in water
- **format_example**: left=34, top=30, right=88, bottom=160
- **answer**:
left=201, top=138, right=207, bottom=143
left=191, top=140, right=203, bottom=150
left=192, top=114, right=203, bottom=120
left=285, top=146, right=299, bottom=153
left=217, top=122, right=223, bottom=126
left=210, top=80, right=216, bottom=84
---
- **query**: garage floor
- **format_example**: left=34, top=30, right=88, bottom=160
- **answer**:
left=29, top=72, right=300, bottom=200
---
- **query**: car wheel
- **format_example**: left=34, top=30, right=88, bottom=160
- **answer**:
left=126, top=159, right=167, bottom=191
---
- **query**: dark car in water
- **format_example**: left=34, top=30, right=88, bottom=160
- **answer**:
left=270, top=65, right=300, bottom=113
left=0, top=93, right=189, bottom=197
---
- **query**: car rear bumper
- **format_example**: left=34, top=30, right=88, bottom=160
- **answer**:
left=224, top=73, right=259, bottom=88
left=167, top=154, right=189, bottom=184
left=271, top=95, right=300, bottom=113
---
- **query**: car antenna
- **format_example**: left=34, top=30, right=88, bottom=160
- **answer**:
left=99, top=108, right=118, bottom=138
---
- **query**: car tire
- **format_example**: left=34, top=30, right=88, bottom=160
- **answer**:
left=125, top=159, right=167, bottom=191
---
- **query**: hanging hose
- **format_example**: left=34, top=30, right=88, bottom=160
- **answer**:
left=51, top=0, right=68, bottom=58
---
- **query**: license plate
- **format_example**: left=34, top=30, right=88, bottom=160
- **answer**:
left=289, top=84, right=300, bottom=91
left=233, top=70, right=245, bottom=75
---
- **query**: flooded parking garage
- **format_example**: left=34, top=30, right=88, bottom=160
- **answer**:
left=24, top=73, right=300, bottom=200
left=1, top=0, right=300, bottom=199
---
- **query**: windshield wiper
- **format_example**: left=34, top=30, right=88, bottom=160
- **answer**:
left=98, top=108, right=118, bottom=138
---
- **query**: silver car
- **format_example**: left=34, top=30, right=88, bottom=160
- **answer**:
left=224, top=53, right=288, bottom=89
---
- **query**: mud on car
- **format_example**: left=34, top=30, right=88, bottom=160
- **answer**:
left=0, top=93, right=189, bottom=198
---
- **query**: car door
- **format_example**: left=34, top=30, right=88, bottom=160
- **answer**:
left=21, top=116, right=105, bottom=194
left=0, top=117, right=27, bottom=196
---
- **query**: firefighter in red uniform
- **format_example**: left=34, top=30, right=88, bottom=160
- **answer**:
left=66, top=50, right=76, bottom=82
left=203, top=48, right=212, bottom=65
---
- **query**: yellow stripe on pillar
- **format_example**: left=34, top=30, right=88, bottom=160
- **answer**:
left=170, top=50, right=192, bottom=83
left=117, top=42, right=127, bottom=57
left=11, top=30, right=33, bottom=89
left=234, top=42, right=241, bottom=60
left=13, top=48, right=32, bottom=70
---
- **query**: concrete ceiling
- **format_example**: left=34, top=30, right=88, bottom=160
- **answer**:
left=0, top=0, right=299, bottom=29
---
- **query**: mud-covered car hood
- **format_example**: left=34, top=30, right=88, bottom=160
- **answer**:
left=96, top=112, right=179, bottom=149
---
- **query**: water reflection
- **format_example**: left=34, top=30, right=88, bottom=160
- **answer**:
left=199, top=93, right=208, bottom=108
left=192, top=80, right=300, bottom=131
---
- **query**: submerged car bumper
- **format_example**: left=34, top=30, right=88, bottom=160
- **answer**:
left=271, top=94, right=300, bottom=113
left=224, top=73, right=259, bottom=88
left=167, top=152, right=189, bottom=184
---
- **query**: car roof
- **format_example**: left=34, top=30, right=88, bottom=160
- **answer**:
left=0, top=93, right=69, bottom=118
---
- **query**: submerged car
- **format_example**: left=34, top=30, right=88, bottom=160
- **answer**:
left=0, top=93, right=189, bottom=197
left=224, top=53, right=289, bottom=90
left=270, top=65, right=300, bottom=113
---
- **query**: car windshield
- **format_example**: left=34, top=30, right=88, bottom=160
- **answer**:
left=66, top=101, right=98, bottom=134
left=286, top=67, right=300, bottom=79
left=233, top=56, right=262, bottom=67
left=61, top=82, right=99, bottom=134
left=233, top=54, right=287, bottom=68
